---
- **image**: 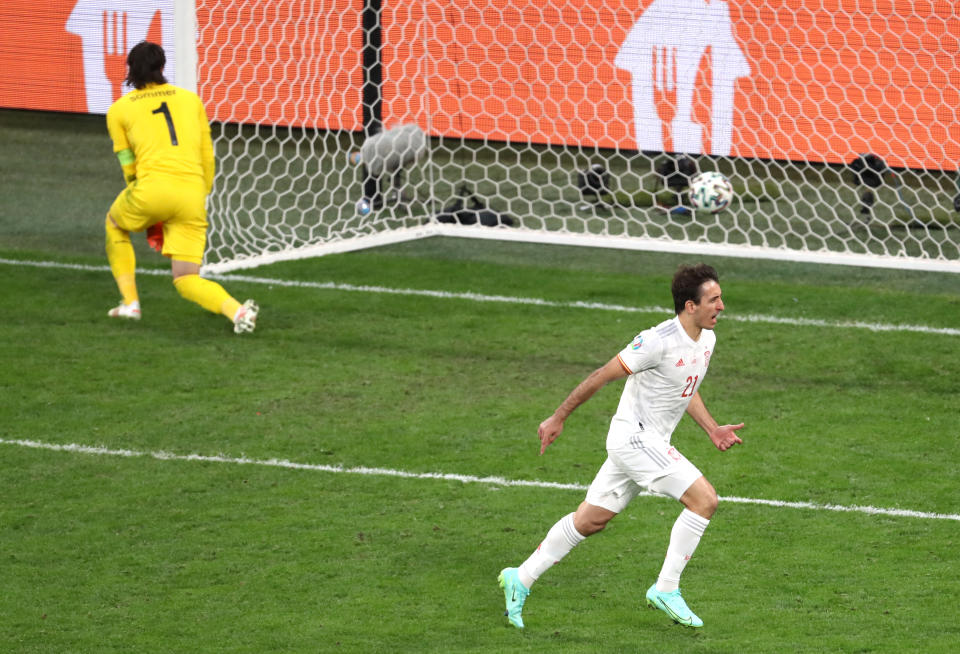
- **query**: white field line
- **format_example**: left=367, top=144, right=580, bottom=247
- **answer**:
left=2, top=257, right=958, bottom=336
left=1, top=437, right=957, bottom=523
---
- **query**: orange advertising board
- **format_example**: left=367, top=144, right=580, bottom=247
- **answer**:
left=381, top=0, right=960, bottom=171
left=0, top=1, right=87, bottom=113
left=0, top=1, right=170, bottom=115
left=2, top=1, right=958, bottom=171
left=732, top=0, right=960, bottom=171
left=0, top=0, right=363, bottom=128
left=382, top=1, right=637, bottom=152
left=195, top=0, right=364, bottom=131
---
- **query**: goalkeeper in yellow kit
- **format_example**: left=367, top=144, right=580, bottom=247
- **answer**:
left=104, top=41, right=258, bottom=333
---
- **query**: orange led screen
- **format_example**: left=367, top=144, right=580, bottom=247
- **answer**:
left=3, top=0, right=957, bottom=170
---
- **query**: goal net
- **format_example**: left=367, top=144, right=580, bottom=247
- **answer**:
left=194, top=0, right=960, bottom=274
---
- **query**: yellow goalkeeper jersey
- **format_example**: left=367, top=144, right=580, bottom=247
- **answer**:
left=106, top=83, right=214, bottom=192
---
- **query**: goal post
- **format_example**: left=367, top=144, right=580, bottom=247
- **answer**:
left=189, top=0, right=960, bottom=275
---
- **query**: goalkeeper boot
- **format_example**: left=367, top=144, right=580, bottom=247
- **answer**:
left=498, top=567, right=530, bottom=629
left=233, top=299, right=259, bottom=334
left=645, top=584, right=703, bottom=628
left=107, top=301, right=141, bottom=321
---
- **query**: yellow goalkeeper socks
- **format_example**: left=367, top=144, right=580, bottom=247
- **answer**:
left=105, top=215, right=138, bottom=305
left=173, top=274, right=242, bottom=320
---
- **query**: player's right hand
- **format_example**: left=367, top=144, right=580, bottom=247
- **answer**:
left=537, top=415, right=564, bottom=455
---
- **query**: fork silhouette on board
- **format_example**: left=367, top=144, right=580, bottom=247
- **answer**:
left=103, top=11, right=128, bottom=102
left=653, top=45, right=677, bottom=153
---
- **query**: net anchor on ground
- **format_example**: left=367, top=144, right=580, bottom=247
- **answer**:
left=434, top=184, right=516, bottom=227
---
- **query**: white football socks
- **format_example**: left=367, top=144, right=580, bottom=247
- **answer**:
left=518, top=512, right=585, bottom=589
left=656, top=508, right=710, bottom=592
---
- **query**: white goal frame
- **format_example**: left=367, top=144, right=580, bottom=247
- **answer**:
left=202, top=223, right=960, bottom=275
left=179, top=1, right=960, bottom=276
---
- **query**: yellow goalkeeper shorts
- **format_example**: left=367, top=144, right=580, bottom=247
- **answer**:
left=108, top=175, right=208, bottom=265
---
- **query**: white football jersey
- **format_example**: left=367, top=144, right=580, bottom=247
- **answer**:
left=607, top=316, right=716, bottom=448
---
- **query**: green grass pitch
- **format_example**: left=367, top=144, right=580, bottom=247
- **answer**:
left=1, top=109, right=959, bottom=653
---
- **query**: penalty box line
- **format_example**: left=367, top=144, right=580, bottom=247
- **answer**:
left=1, top=257, right=958, bottom=337
left=1, top=437, right=957, bottom=523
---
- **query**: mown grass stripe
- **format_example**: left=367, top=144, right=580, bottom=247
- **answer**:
left=2, top=257, right=957, bottom=336
left=2, top=437, right=957, bottom=522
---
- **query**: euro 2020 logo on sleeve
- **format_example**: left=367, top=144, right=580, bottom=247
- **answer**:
left=615, top=0, right=751, bottom=156
left=65, top=0, right=174, bottom=113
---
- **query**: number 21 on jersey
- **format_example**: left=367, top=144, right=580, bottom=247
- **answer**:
left=681, top=375, right=699, bottom=398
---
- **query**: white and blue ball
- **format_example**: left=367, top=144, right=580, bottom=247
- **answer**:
left=689, top=171, right=734, bottom=214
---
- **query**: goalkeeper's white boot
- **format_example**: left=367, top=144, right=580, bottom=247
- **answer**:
left=107, top=301, right=141, bottom=321
left=233, top=299, right=259, bottom=334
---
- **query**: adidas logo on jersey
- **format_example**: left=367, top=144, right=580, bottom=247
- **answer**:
left=675, top=358, right=685, bottom=367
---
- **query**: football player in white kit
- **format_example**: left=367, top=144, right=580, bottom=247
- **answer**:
left=499, top=264, right=744, bottom=629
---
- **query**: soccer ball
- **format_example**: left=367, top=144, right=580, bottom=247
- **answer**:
left=688, top=171, right=734, bottom=213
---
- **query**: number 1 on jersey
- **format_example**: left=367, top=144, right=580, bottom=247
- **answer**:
left=152, top=102, right=179, bottom=145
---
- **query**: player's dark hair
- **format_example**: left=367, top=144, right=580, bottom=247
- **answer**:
left=125, top=41, right=167, bottom=90
left=671, top=264, right=719, bottom=314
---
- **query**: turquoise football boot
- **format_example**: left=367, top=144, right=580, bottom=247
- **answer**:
left=646, top=584, right=704, bottom=628
left=498, top=567, right=530, bottom=629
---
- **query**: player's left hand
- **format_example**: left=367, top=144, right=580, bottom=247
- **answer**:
left=709, top=423, right=744, bottom=451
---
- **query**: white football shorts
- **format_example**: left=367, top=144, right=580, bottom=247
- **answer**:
left=584, top=440, right=703, bottom=514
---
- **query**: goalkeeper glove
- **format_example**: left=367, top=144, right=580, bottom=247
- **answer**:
left=146, top=223, right=165, bottom=254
